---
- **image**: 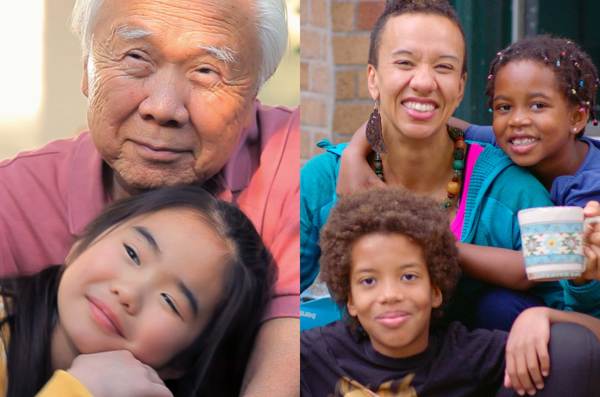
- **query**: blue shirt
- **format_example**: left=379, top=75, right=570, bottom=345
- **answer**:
left=464, top=124, right=600, bottom=206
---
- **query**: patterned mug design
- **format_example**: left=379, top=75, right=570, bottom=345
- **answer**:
left=520, top=222, right=584, bottom=280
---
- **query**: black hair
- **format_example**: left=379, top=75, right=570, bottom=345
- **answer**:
left=486, top=35, right=599, bottom=138
left=0, top=266, right=62, bottom=397
left=0, top=185, right=275, bottom=396
left=368, top=0, right=467, bottom=75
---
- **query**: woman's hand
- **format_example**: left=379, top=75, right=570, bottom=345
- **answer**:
left=67, top=350, right=173, bottom=397
left=579, top=200, right=600, bottom=281
left=336, top=122, right=384, bottom=196
left=504, top=307, right=551, bottom=396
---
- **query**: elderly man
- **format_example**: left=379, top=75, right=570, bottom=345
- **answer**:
left=0, top=0, right=298, bottom=396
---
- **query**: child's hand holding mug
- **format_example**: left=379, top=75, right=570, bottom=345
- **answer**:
left=578, top=200, right=600, bottom=282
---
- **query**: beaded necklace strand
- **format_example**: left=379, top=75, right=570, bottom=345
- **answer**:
left=373, top=126, right=466, bottom=210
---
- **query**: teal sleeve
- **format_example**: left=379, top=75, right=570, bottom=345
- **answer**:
left=559, top=279, right=600, bottom=317
left=472, top=164, right=554, bottom=250
left=300, top=148, right=340, bottom=292
left=487, top=165, right=600, bottom=314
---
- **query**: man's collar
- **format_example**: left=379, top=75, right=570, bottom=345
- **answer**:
left=222, top=99, right=260, bottom=195
left=67, top=133, right=108, bottom=235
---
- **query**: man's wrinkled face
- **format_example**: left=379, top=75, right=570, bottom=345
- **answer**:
left=83, top=0, right=260, bottom=194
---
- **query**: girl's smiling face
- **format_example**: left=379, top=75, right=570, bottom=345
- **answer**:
left=492, top=60, right=588, bottom=182
left=54, top=208, right=230, bottom=371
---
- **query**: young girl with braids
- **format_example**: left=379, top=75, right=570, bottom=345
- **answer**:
left=339, top=35, right=600, bottom=396
left=461, top=35, right=600, bottom=396
left=470, top=35, right=600, bottom=209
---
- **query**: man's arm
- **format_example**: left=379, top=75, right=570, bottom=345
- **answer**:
left=238, top=109, right=300, bottom=396
left=240, top=317, right=299, bottom=397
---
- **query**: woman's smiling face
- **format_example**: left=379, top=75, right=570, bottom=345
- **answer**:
left=56, top=208, right=230, bottom=369
left=368, top=13, right=466, bottom=141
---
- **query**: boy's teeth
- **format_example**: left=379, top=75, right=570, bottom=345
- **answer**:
left=404, top=101, right=435, bottom=112
left=511, top=137, right=537, bottom=146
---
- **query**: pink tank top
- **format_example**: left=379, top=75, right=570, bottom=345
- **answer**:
left=450, top=143, right=484, bottom=240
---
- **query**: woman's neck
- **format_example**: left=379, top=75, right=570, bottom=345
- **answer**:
left=51, top=321, right=79, bottom=371
left=531, top=139, right=589, bottom=189
left=381, top=126, right=455, bottom=195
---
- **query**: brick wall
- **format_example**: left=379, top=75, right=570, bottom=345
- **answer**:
left=301, top=0, right=385, bottom=162
left=300, top=0, right=333, bottom=161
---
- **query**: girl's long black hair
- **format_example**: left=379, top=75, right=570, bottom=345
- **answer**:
left=0, top=266, right=62, bottom=396
left=0, top=184, right=276, bottom=396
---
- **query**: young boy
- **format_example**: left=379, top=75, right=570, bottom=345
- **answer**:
left=301, top=188, right=600, bottom=397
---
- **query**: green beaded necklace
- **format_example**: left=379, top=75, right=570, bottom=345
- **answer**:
left=373, top=126, right=466, bottom=210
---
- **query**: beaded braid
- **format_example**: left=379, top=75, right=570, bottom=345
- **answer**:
left=485, top=35, right=599, bottom=137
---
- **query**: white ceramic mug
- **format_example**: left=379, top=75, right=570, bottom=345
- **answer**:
left=518, top=206, right=586, bottom=281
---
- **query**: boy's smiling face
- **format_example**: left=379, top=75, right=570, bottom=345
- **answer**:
left=347, top=232, right=442, bottom=358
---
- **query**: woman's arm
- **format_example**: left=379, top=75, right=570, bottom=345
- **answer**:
left=456, top=242, right=534, bottom=290
left=448, top=116, right=472, bottom=131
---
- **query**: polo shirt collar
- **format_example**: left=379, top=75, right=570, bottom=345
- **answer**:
left=68, top=132, right=108, bottom=235
left=222, top=100, right=260, bottom=195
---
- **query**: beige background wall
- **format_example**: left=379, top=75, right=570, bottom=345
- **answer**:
left=0, top=0, right=300, bottom=160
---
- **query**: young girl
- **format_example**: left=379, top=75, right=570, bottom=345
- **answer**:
left=470, top=35, right=600, bottom=396
left=451, top=36, right=600, bottom=300
left=0, top=185, right=274, bottom=397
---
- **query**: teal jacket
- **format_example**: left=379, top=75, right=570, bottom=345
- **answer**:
left=301, top=141, right=571, bottom=313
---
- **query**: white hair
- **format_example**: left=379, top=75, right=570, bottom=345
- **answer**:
left=71, top=0, right=288, bottom=88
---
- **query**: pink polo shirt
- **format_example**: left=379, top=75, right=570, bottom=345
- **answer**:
left=0, top=102, right=299, bottom=319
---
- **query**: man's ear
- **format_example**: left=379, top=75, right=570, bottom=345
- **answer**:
left=81, top=55, right=89, bottom=98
